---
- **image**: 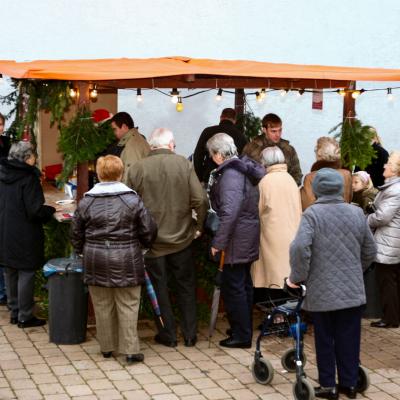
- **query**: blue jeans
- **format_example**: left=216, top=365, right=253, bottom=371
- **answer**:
left=0, top=265, right=6, bottom=300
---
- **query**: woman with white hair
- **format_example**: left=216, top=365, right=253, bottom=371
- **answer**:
left=0, top=141, right=56, bottom=328
left=251, top=146, right=302, bottom=300
left=301, top=136, right=352, bottom=210
left=369, top=151, right=400, bottom=328
left=207, top=133, right=265, bottom=348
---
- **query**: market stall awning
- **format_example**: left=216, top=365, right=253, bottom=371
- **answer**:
left=1, top=56, right=400, bottom=89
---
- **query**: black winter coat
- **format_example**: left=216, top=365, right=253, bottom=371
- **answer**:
left=70, top=186, right=157, bottom=287
left=210, top=156, right=265, bottom=265
left=0, top=159, right=55, bottom=270
left=193, top=120, right=248, bottom=184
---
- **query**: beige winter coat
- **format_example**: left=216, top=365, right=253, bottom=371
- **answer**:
left=251, top=164, right=302, bottom=288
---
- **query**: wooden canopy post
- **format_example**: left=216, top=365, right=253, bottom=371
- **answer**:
left=76, top=82, right=90, bottom=202
left=234, top=89, right=245, bottom=117
left=343, top=81, right=356, bottom=120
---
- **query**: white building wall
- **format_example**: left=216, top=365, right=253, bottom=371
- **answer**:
left=1, top=0, right=400, bottom=175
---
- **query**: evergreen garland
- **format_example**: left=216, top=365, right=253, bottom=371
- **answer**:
left=237, top=111, right=262, bottom=141
left=329, top=118, right=376, bottom=170
left=58, top=107, right=115, bottom=181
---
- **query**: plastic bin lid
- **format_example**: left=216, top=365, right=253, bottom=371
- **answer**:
left=43, top=257, right=83, bottom=277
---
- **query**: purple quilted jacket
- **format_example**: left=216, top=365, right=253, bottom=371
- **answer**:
left=210, top=156, right=265, bottom=265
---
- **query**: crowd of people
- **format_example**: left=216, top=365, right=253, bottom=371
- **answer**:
left=0, top=108, right=399, bottom=397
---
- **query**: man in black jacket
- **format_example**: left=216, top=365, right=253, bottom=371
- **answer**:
left=193, top=108, right=247, bottom=185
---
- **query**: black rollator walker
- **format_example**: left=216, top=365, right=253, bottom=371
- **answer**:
left=251, top=282, right=370, bottom=400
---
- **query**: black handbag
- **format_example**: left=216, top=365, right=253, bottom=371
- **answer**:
left=204, top=209, right=219, bottom=236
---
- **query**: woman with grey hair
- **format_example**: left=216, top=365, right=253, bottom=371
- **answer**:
left=251, top=147, right=302, bottom=302
left=369, top=151, right=400, bottom=329
left=0, top=141, right=56, bottom=328
left=301, top=136, right=352, bottom=210
left=207, top=133, right=265, bottom=348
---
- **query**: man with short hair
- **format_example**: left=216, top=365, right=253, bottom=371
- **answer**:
left=127, top=128, right=207, bottom=348
left=243, top=113, right=302, bottom=185
left=107, top=112, right=150, bottom=183
left=193, top=108, right=248, bottom=185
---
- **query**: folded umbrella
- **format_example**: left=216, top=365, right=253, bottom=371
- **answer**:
left=144, top=269, right=164, bottom=328
left=208, top=251, right=225, bottom=344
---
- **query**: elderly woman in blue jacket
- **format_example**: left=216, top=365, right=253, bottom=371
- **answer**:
left=287, top=168, right=376, bottom=399
left=207, top=133, right=265, bottom=349
left=368, top=150, right=400, bottom=329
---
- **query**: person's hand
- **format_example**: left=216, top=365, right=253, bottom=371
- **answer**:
left=286, top=277, right=300, bottom=289
left=194, top=230, right=202, bottom=239
left=211, top=246, right=220, bottom=257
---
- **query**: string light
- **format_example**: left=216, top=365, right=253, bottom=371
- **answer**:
left=69, top=87, right=78, bottom=98
left=136, top=88, right=143, bottom=102
left=215, top=88, right=223, bottom=101
left=0, top=74, right=3, bottom=84
left=176, top=97, right=184, bottom=112
left=280, top=89, right=288, bottom=97
left=170, top=88, right=179, bottom=104
left=297, top=89, right=305, bottom=97
left=387, top=88, right=395, bottom=102
left=351, top=90, right=361, bottom=99
left=337, top=89, right=346, bottom=96
left=89, top=85, right=98, bottom=100
left=260, top=88, right=266, bottom=99
left=255, top=91, right=263, bottom=102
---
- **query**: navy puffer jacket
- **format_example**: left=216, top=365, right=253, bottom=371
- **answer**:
left=210, top=156, right=265, bottom=265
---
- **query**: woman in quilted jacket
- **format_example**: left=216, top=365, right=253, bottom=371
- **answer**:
left=71, top=155, right=157, bottom=364
left=368, top=151, right=400, bottom=329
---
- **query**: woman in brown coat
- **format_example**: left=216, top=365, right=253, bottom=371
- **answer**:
left=301, top=136, right=352, bottom=211
left=71, top=155, right=157, bottom=363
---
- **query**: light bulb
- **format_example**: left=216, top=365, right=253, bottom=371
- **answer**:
left=69, top=87, right=78, bottom=98
left=170, top=88, right=179, bottom=103
left=89, top=88, right=98, bottom=99
left=351, top=90, right=360, bottom=99
left=255, top=91, right=262, bottom=102
left=338, top=89, right=346, bottom=96
left=280, top=89, right=288, bottom=97
left=260, top=88, right=266, bottom=99
left=387, top=88, right=395, bottom=102
left=215, top=88, right=223, bottom=101
left=0, top=74, right=3, bottom=84
left=137, top=88, right=143, bottom=102
left=176, top=97, right=184, bottom=112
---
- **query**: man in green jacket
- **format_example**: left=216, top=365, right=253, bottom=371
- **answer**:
left=243, top=113, right=303, bottom=186
left=107, top=112, right=150, bottom=183
left=127, top=128, right=207, bottom=348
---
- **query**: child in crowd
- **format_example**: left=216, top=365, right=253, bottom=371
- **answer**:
left=352, top=171, right=378, bottom=213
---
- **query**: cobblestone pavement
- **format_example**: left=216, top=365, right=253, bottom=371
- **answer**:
left=1, top=305, right=400, bottom=399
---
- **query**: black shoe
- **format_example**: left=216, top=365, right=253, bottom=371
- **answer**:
left=370, top=320, right=399, bottom=328
left=184, top=337, right=197, bottom=347
left=226, top=328, right=232, bottom=336
left=10, top=316, right=18, bottom=325
left=102, top=351, right=112, bottom=358
left=219, top=337, right=251, bottom=349
left=154, top=334, right=177, bottom=348
left=338, top=385, right=357, bottom=399
left=0, top=297, right=7, bottom=306
left=314, top=386, right=339, bottom=400
left=18, top=317, right=46, bottom=328
left=126, top=353, right=144, bottom=364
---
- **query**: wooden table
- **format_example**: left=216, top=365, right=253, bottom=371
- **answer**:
left=43, top=182, right=76, bottom=222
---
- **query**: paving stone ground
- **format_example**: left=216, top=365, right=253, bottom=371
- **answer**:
left=1, top=305, right=400, bottom=399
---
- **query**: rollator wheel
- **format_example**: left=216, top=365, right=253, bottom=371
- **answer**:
left=293, top=377, right=315, bottom=400
left=281, top=348, right=307, bottom=372
left=251, top=358, right=274, bottom=385
left=356, top=365, right=370, bottom=393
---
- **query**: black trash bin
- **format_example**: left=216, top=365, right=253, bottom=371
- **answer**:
left=44, top=257, right=88, bottom=344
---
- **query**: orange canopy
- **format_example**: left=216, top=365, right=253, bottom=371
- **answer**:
left=0, top=56, right=399, bottom=88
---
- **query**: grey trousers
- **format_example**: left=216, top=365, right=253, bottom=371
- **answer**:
left=4, top=267, right=36, bottom=322
left=89, top=285, right=141, bottom=355
left=145, top=244, right=197, bottom=342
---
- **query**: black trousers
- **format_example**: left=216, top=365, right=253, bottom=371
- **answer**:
left=376, top=262, right=400, bottom=325
left=221, top=263, right=253, bottom=342
left=4, top=267, right=36, bottom=322
left=312, top=306, right=363, bottom=388
left=145, top=245, right=197, bottom=342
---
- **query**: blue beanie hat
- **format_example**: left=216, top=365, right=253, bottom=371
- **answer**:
left=312, top=168, right=344, bottom=198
